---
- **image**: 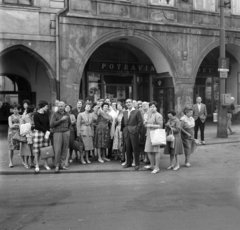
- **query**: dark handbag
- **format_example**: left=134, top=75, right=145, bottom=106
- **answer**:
left=40, top=146, right=55, bottom=159
left=12, top=131, right=27, bottom=143
left=72, top=136, right=84, bottom=152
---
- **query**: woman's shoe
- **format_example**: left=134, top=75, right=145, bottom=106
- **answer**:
left=81, top=160, right=86, bottom=165
left=86, top=160, right=91, bottom=164
left=151, top=169, right=160, bottom=174
left=44, top=165, right=51, bottom=171
left=132, top=163, right=136, bottom=167
left=103, top=157, right=110, bottom=162
left=9, top=163, right=13, bottom=168
left=121, top=162, right=127, bottom=166
left=69, top=159, right=73, bottom=163
left=167, top=165, right=174, bottom=170
left=35, top=167, right=40, bottom=173
left=62, top=166, right=69, bottom=170
left=185, top=163, right=191, bottom=168
left=173, top=165, right=180, bottom=171
left=98, top=159, right=104, bottom=163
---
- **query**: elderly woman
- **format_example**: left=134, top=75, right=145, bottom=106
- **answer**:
left=180, top=107, right=195, bottom=167
left=77, top=103, right=94, bottom=164
left=144, top=101, right=163, bottom=174
left=164, top=110, right=184, bottom=171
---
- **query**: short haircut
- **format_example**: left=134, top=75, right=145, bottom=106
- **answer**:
left=11, top=104, right=21, bottom=110
left=167, top=109, right=176, bottom=116
left=77, top=99, right=83, bottom=104
left=126, top=99, right=132, bottom=103
left=92, top=103, right=98, bottom=109
left=84, top=103, right=91, bottom=109
left=149, top=101, right=158, bottom=109
left=26, top=105, right=35, bottom=114
left=23, top=99, right=31, bottom=106
left=183, top=106, right=193, bottom=115
left=101, top=102, right=109, bottom=109
left=38, top=100, right=48, bottom=109
left=65, top=104, right=72, bottom=110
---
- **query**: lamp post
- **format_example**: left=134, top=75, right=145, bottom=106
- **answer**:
left=217, top=0, right=228, bottom=138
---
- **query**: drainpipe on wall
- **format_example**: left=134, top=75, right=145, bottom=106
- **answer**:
left=56, top=0, right=69, bottom=100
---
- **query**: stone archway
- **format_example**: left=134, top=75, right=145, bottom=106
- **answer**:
left=0, top=45, right=57, bottom=103
left=74, top=30, right=178, bottom=85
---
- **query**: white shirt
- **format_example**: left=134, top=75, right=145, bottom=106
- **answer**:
left=197, top=103, right=201, bottom=112
left=127, top=107, right=135, bottom=118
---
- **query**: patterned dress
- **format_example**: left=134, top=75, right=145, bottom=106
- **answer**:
left=94, top=112, right=112, bottom=149
left=8, top=114, right=21, bottom=150
left=113, top=112, right=124, bottom=151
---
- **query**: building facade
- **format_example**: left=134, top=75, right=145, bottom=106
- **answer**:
left=1, top=0, right=240, bottom=121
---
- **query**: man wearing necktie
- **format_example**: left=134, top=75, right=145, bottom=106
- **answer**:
left=193, top=97, right=207, bottom=145
left=121, top=99, right=143, bottom=170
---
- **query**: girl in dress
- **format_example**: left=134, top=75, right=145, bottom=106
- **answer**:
left=19, top=105, right=35, bottom=169
left=8, top=104, right=21, bottom=168
left=91, top=103, right=100, bottom=160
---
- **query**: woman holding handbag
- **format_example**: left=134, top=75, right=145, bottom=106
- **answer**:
left=32, top=100, right=51, bottom=173
left=180, top=107, right=195, bottom=168
left=164, top=110, right=184, bottom=171
left=8, top=104, right=21, bottom=168
left=144, top=101, right=163, bottom=174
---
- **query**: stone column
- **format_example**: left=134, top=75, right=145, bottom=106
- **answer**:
left=133, top=74, right=137, bottom=100
left=174, top=82, right=194, bottom=116
left=149, top=75, right=153, bottom=101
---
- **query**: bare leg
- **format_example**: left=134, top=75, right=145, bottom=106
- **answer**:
left=102, top=148, right=110, bottom=161
left=80, top=151, right=86, bottom=164
left=8, top=150, right=14, bottom=167
left=97, top=148, right=104, bottom=163
left=154, top=152, right=161, bottom=171
left=34, top=153, right=40, bottom=172
left=167, top=154, right=174, bottom=169
left=132, top=152, right=135, bottom=166
left=86, top=151, right=91, bottom=163
left=147, top=153, right=154, bottom=169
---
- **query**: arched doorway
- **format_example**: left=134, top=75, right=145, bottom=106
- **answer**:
left=0, top=74, right=31, bottom=121
left=79, top=35, right=176, bottom=119
left=195, top=46, right=240, bottom=119
left=0, top=45, right=57, bottom=120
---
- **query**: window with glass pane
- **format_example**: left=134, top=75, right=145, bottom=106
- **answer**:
left=232, top=0, right=240, bottom=15
left=194, top=0, right=216, bottom=12
left=150, top=0, right=174, bottom=7
left=3, top=0, right=32, bottom=5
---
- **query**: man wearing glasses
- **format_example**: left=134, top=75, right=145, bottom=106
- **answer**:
left=121, top=99, right=143, bottom=170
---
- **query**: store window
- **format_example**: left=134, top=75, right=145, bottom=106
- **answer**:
left=194, top=0, right=216, bottom=12
left=150, top=0, right=175, bottom=7
left=3, top=0, right=32, bottom=6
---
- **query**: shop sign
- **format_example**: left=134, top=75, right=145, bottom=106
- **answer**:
left=198, top=66, right=218, bottom=74
left=89, top=61, right=156, bottom=73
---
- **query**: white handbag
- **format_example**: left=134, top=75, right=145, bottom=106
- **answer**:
left=150, top=128, right=166, bottom=146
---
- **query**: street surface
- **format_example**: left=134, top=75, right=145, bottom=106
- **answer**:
left=1, top=143, right=240, bottom=230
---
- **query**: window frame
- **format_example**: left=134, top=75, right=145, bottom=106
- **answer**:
left=193, top=0, right=217, bottom=13
left=3, top=0, right=33, bottom=7
left=149, top=0, right=175, bottom=7
left=231, top=0, right=240, bottom=15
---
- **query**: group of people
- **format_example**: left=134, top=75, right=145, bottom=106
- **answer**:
left=7, top=96, right=213, bottom=174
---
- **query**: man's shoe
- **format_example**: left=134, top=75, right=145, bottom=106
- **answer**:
left=123, top=164, right=131, bottom=168
left=134, top=166, right=140, bottom=170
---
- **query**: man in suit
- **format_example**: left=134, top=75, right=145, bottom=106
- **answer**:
left=193, top=97, right=207, bottom=145
left=121, top=99, right=143, bottom=170
left=72, top=100, right=84, bottom=120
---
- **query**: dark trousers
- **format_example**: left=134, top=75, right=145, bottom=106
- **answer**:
left=194, top=118, right=205, bottom=141
left=125, top=133, right=140, bottom=167
left=108, top=139, right=113, bottom=158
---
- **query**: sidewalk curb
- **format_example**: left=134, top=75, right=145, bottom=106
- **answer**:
left=0, top=169, right=145, bottom=175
